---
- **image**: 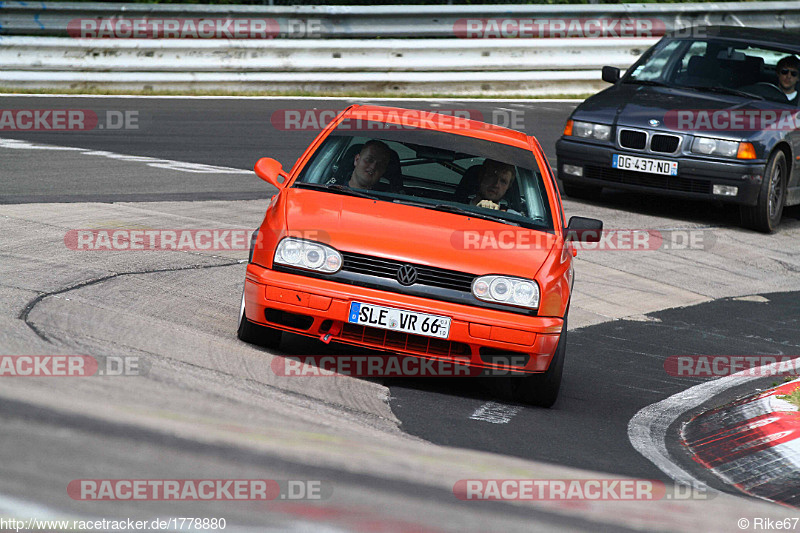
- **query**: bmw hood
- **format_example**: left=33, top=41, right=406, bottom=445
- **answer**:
left=574, top=83, right=779, bottom=134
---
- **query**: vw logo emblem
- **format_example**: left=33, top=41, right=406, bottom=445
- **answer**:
left=649, top=119, right=660, bottom=127
left=397, top=264, right=418, bottom=286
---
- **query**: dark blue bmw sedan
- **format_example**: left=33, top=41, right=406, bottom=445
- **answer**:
left=557, top=26, right=800, bottom=232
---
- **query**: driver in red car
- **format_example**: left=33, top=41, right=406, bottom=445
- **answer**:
left=348, top=140, right=392, bottom=189
left=776, top=55, right=800, bottom=104
left=471, top=159, right=516, bottom=210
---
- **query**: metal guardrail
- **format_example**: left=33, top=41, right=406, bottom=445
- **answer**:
left=2, top=1, right=800, bottom=38
left=0, top=36, right=654, bottom=95
left=0, top=1, right=798, bottom=95
left=0, top=37, right=655, bottom=72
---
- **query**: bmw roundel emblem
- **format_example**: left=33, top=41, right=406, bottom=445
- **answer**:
left=397, top=264, right=418, bottom=286
left=649, top=119, right=661, bottom=127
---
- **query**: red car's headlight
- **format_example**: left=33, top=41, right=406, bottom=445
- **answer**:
left=274, top=237, right=342, bottom=273
left=472, top=275, right=540, bottom=309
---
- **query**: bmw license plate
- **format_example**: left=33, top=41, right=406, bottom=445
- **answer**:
left=613, top=154, right=678, bottom=176
left=348, top=302, right=451, bottom=339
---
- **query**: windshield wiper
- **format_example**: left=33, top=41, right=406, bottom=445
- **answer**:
left=392, top=198, right=429, bottom=208
left=426, top=203, right=520, bottom=226
left=684, top=85, right=764, bottom=100
left=623, top=79, right=670, bottom=87
left=294, top=182, right=379, bottom=200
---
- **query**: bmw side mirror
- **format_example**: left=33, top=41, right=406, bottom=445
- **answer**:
left=602, top=66, right=620, bottom=84
left=254, top=157, right=288, bottom=189
left=566, top=216, right=603, bottom=243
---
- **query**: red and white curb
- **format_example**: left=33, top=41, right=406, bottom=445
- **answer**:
left=683, top=379, right=800, bottom=507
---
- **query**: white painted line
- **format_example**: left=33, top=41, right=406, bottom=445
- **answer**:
left=628, top=355, right=800, bottom=489
left=469, top=401, right=521, bottom=424
left=0, top=93, right=584, bottom=103
left=733, top=295, right=770, bottom=303
left=0, top=138, right=83, bottom=151
left=0, top=137, right=251, bottom=174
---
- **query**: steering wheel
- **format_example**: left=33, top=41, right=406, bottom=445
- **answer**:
left=740, top=82, right=789, bottom=102
left=755, top=82, right=784, bottom=93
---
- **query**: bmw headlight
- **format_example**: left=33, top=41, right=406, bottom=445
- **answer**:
left=691, top=137, right=738, bottom=157
left=566, top=120, right=612, bottom=142
left=472, top=275, right=540, bottom=309
left=274, top=237, right=342, bottom=273
left=691, top=137, right=755, bottom=159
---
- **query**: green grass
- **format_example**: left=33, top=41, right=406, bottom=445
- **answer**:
left=0, top=87, right=590, bottom=100
left=778, top=384, right=800, bottom=409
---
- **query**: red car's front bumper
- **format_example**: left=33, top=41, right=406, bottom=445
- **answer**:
left=245, top=263, right=564, bottom=374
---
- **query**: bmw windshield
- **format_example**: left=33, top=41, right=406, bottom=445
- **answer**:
left=624, top=37, right=799, bottom=103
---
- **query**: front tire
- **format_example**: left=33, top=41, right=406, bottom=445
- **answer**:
left=741, top=150, right=787, bottom=233
left=510, top=317, right=567, bottom=408
left=237, top=289, right=282, bottom=349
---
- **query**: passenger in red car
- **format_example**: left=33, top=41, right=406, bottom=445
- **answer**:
left=472, top=159, right=516, bottom=210
left=349, top=140, right=392, bottom=189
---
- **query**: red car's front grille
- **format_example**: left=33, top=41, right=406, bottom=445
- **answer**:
left=340, top=323, right=471, bottom=358
left=340, top=252, right=475, bottom=293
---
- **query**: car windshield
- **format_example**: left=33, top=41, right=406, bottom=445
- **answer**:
left=293, top=120, right=555, bottom=231
left=624, top=37, right=799, bottom=104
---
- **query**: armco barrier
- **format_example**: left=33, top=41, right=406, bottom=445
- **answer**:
left=0, top=36, right=654, bottom=95
left=0, top=1, right=798, bottom=95
left=0, top=66, right=612, bottom=97
left=1, top=1, right=800, bottom=38
left=0, top=37, right=654, bottom=72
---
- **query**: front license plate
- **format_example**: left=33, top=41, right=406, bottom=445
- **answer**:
left=613, top=154, right=678, bottom=176
left=348, top=302, right=451, bottom=339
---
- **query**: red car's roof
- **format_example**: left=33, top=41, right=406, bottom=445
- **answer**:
left=343, top=104, right=533, bottom=151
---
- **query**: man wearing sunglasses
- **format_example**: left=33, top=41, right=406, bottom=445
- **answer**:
left=776, top=55, right=800, bottom=104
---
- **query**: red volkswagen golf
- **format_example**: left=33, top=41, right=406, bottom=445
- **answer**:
left=238, top=105, right=601, bottom=407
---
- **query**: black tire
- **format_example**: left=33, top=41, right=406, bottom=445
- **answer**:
left=741, top=150, right=787, bottom=233
left=237, top=290, right=282, bottom=349
left=510, top=317, right=567, bottom=408
left=561, top=182, right=602, bottom=201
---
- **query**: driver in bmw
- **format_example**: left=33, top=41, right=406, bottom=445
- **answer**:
left=776, top=55, right=800, bottom=104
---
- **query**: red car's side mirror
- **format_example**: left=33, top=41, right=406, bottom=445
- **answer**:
left=566, top=216, right=603, bottom=242
left=254, top=158, right=288, bottom=189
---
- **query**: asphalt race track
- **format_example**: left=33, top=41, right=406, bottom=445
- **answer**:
left=2, top=94, right=800, bottom=532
